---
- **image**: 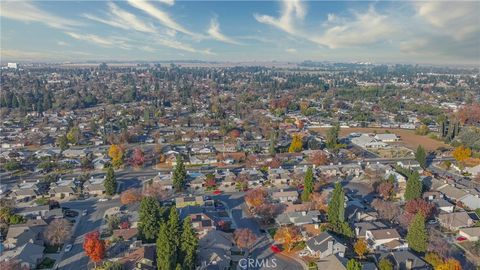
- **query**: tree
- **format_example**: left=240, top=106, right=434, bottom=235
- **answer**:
left=309, top=151, right=329, bottom=166
left=233, top=228, right=257, bottom=251
left=204, top=174, right=216, bottom=188
left=404, top=171, right=422, bottom=201
left=269, top=132, right=277, bottom=156
left=274, top=226, right=301, bottom=252
left=378, top=258, right=393, bottom=270
left=104, top=167, right=117, bottom=196
left=138, top=197, right=162, bottom=242
left=288, top=133, right=303, bottom=153
left=102, top=261, right=124, bottom=270
left=407, top=213, right=427, bottom=253
left=255, top=203, right=281, bottom=224
left=108, top=144, right=124, bottom=168
left=57, top=135, right=69, bottom=151
left=415, top=145, right=427, bottom=169
left=83, top=231, right=105, bottom=264
left=66, top=127, right=81, bottom=145
left=404, top=198, right=436, bottom=220
left=346, top=259, right=361, bottom=270
left=143, top=182, right=168, bottom=201
left=44, top=218, right=72, bottom=247
left=311, top=191, right=328, bottom=212
left=377, top=181, right=394, bottom=200
left=371, top=199, right=401, bottom=222
left=4, top=160, right=21, bottom=171
left=167, top=207, right=180, bottom=262
left=172, top=156, right=186, bottom=191
left=354, top=239, right=368, bottom=258
left=326, top=124, right=340, bottom=149
left=301, top=167, right=314, bottom=202
left=424, top=252, right=444, bottom=268
left=180, top=217, right=198, bottom=270
left=452, top=146, right=471, bottom=163
left=156, top=223, right=176, bottom=270
left=129, top=148, right=145, bottom=168
left=120, top=188, right=142, bottom=205
left=244, top=188, right=267, bottom=209
left=328, top=182, right=345, bottom=224
left=436, top=258, right=462, bottom=270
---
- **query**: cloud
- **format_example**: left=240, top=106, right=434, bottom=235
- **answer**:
left=254, top=0, right=305, bottom=35
left=207, top=18, right=241, bottom=45
left=285, top=48, right=297, bottom=53
left=1, top=1, right=79, bottom=30
left=414, top=1, right=480, bottom=40
left=83, top=2, right=156, bottom=33
left=152, top=36, right=214, bottom=55
left=57, top=41, right=68, bottom=46
left=312, top=7, right=397, bottom=49
left=127, top=0, right=197, bottom=37
left=64, top=32, right=132, bottom=50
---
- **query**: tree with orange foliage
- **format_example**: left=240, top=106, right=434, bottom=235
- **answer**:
left=274, top=226, right=301, bottom=252
left=108, top=144, right=124, bottom=168
left=436, top=258, right=462, bottom=270
left=309, top=151, right=329, bottom=166
left=120, top=188, right=142, bottom=205
left=244, top=188, right=267, bottom=209
left=310, top=191, right=328, bottom=212
left=288, top=134, right=303, bottom=153
left=354, top=239, right=368, bottom=258
left=233, top=228, right=257, bottom=251
left=83, top=231, right=105, bottom=266
left=452, top=146, right=472, bottom=163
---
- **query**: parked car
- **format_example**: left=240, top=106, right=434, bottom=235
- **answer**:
left=82, top=210, right=88, bottom=216
left=428, top=219, right=438, bottom=225
left=456, top=236, right=467, bottom=242
left=98, top=198, right=108, bottom=202
left=270, top=245, right=281, bottom=253
left=64, top=244, right=72, bottom=252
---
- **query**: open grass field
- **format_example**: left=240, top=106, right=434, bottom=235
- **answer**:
left=311, top=127, right=450, bottom=151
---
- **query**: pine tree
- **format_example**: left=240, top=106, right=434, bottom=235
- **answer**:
left=415, top=145, right=427, bottom=169
left=326, top=123, right=340, bottom=149
left=269, top=132, right=277, bottom=156
left=406, top=213, right=427, bottom=253
left=104, top=167, right=117, bottom=196
left=180, top=217, right=198, bottom=270
left=328, top=182, right=345, bottom=224
left=301, top=167, right=314, bottom=202
left=404, top=171, right=422, bottom=201
left=157, top=223, right=176, bottom=270
left=138, top=197, right=162, bottom=242
left=173, top=156, right=186, bottom=191
left=167, top=207, right=180, bottom=264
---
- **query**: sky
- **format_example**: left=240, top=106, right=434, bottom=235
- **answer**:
left=1, top=0, right=479, bottom=65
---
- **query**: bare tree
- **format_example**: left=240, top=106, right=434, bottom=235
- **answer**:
left=44, top=218, right=72, bottom=246
left=233, top=228, right=257, bottom=251
left=371, top=199, right=401, bottom=223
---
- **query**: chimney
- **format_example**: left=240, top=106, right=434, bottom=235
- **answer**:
left=406, top=259, right=413, bottom=270
left=355, top=227, right=360, bottom=236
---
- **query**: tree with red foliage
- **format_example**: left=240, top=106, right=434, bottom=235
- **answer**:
left=456, top=103, right=480, bottom=125
left=377, top=182, right=394, bottom=200
left=129, top=148, right=145, bottom=168
left=244, top=188, right=267, bottom=209
left=233, top=228, right=257, bottom=251
left=83, top=231, right=105, bottom=265
left=309, top=151, right=329, bottom=166
left=204, top=174, right=216, bottom=188
left=120, top=188, right=142, bottom=205
left=398, top=199, right=436, bottom=228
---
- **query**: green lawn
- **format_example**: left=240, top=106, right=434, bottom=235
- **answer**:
left=36, top=257, right=56, bottom=269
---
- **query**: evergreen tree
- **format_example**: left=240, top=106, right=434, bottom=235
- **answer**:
left=326, top=123, right=340, bottom=149
left=173, top=156, right=186, bottom=191
left=157, top=223, right=176, bottom=270
left=404, top=171, right=422, bottom=201
left=138, top=197, right=162, bottom=242
left=346, top=259, right=362, bottom=270
left=301, top=167, right=314, bottom=202
left=415, top=145, right=427, bottom=169
left=180, top=217, right=198, bottom=270
left=104, top=167, right=117, bottom=196
left=167, top=207, right=180, bottom=263
left=406, top=213, right=427, bottom=253
left=328, top=182, right=345, bottom=224
left=269, top=132, right=277, bottom=156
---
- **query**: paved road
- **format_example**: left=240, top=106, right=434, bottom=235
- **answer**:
left=56, top=198, right=120, bottom=270
left=216, top=193, right=305, bottom=270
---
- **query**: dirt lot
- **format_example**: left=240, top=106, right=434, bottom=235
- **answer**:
left=312, top=127, right=450, bottom=151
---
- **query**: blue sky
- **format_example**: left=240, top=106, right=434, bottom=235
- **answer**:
left=1, top=0, right=479, bottom=64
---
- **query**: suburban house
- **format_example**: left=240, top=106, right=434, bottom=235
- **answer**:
left=198, top=230, right=237, bottom=270
left=375, top=250, right=430, bottom=270
left=275, top=210, right=322, bottom=226
left=4, top=220, right=46, bottom=249
left=0, top=242, right=45, bottom=269
left=354, top=221, right=388, bottom=239
left=438, top=212, right=475, bottom=231
left=189, top=213, right=217, bottom=238
left=175, top=196, right=205, bottom=208
left=272, top=189, right=299, bottom=203
left=83, top=176, right=106, bottom=196
left=365, top=228, right=407, bottom=251
left=374, top=133, right=400, bottom=142
left=306, top=231, right=346, bottom=258
left=458, top=227, right=480, bottom=241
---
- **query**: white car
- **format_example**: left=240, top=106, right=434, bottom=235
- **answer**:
left=64, top=244, right=72, bottom=252
left=82, top=210, right=88, bottom=216
left=98, top=198, right=108, bottom=202
left=299, top=250, right=310, bottom=257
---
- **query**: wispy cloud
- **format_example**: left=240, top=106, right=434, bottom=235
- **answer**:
left=1, top=1, right=80, bottom=30
left=207, top=17, right=241, bottom=45
left=254, top=0, right=305, bottom=35
left=127, top=0, right=197, bottom=37
left=152, top=36, right=214, bottom=55
left=83, top=2, right=156, bottom=33
left=64, top=32, right=132, bottom=50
